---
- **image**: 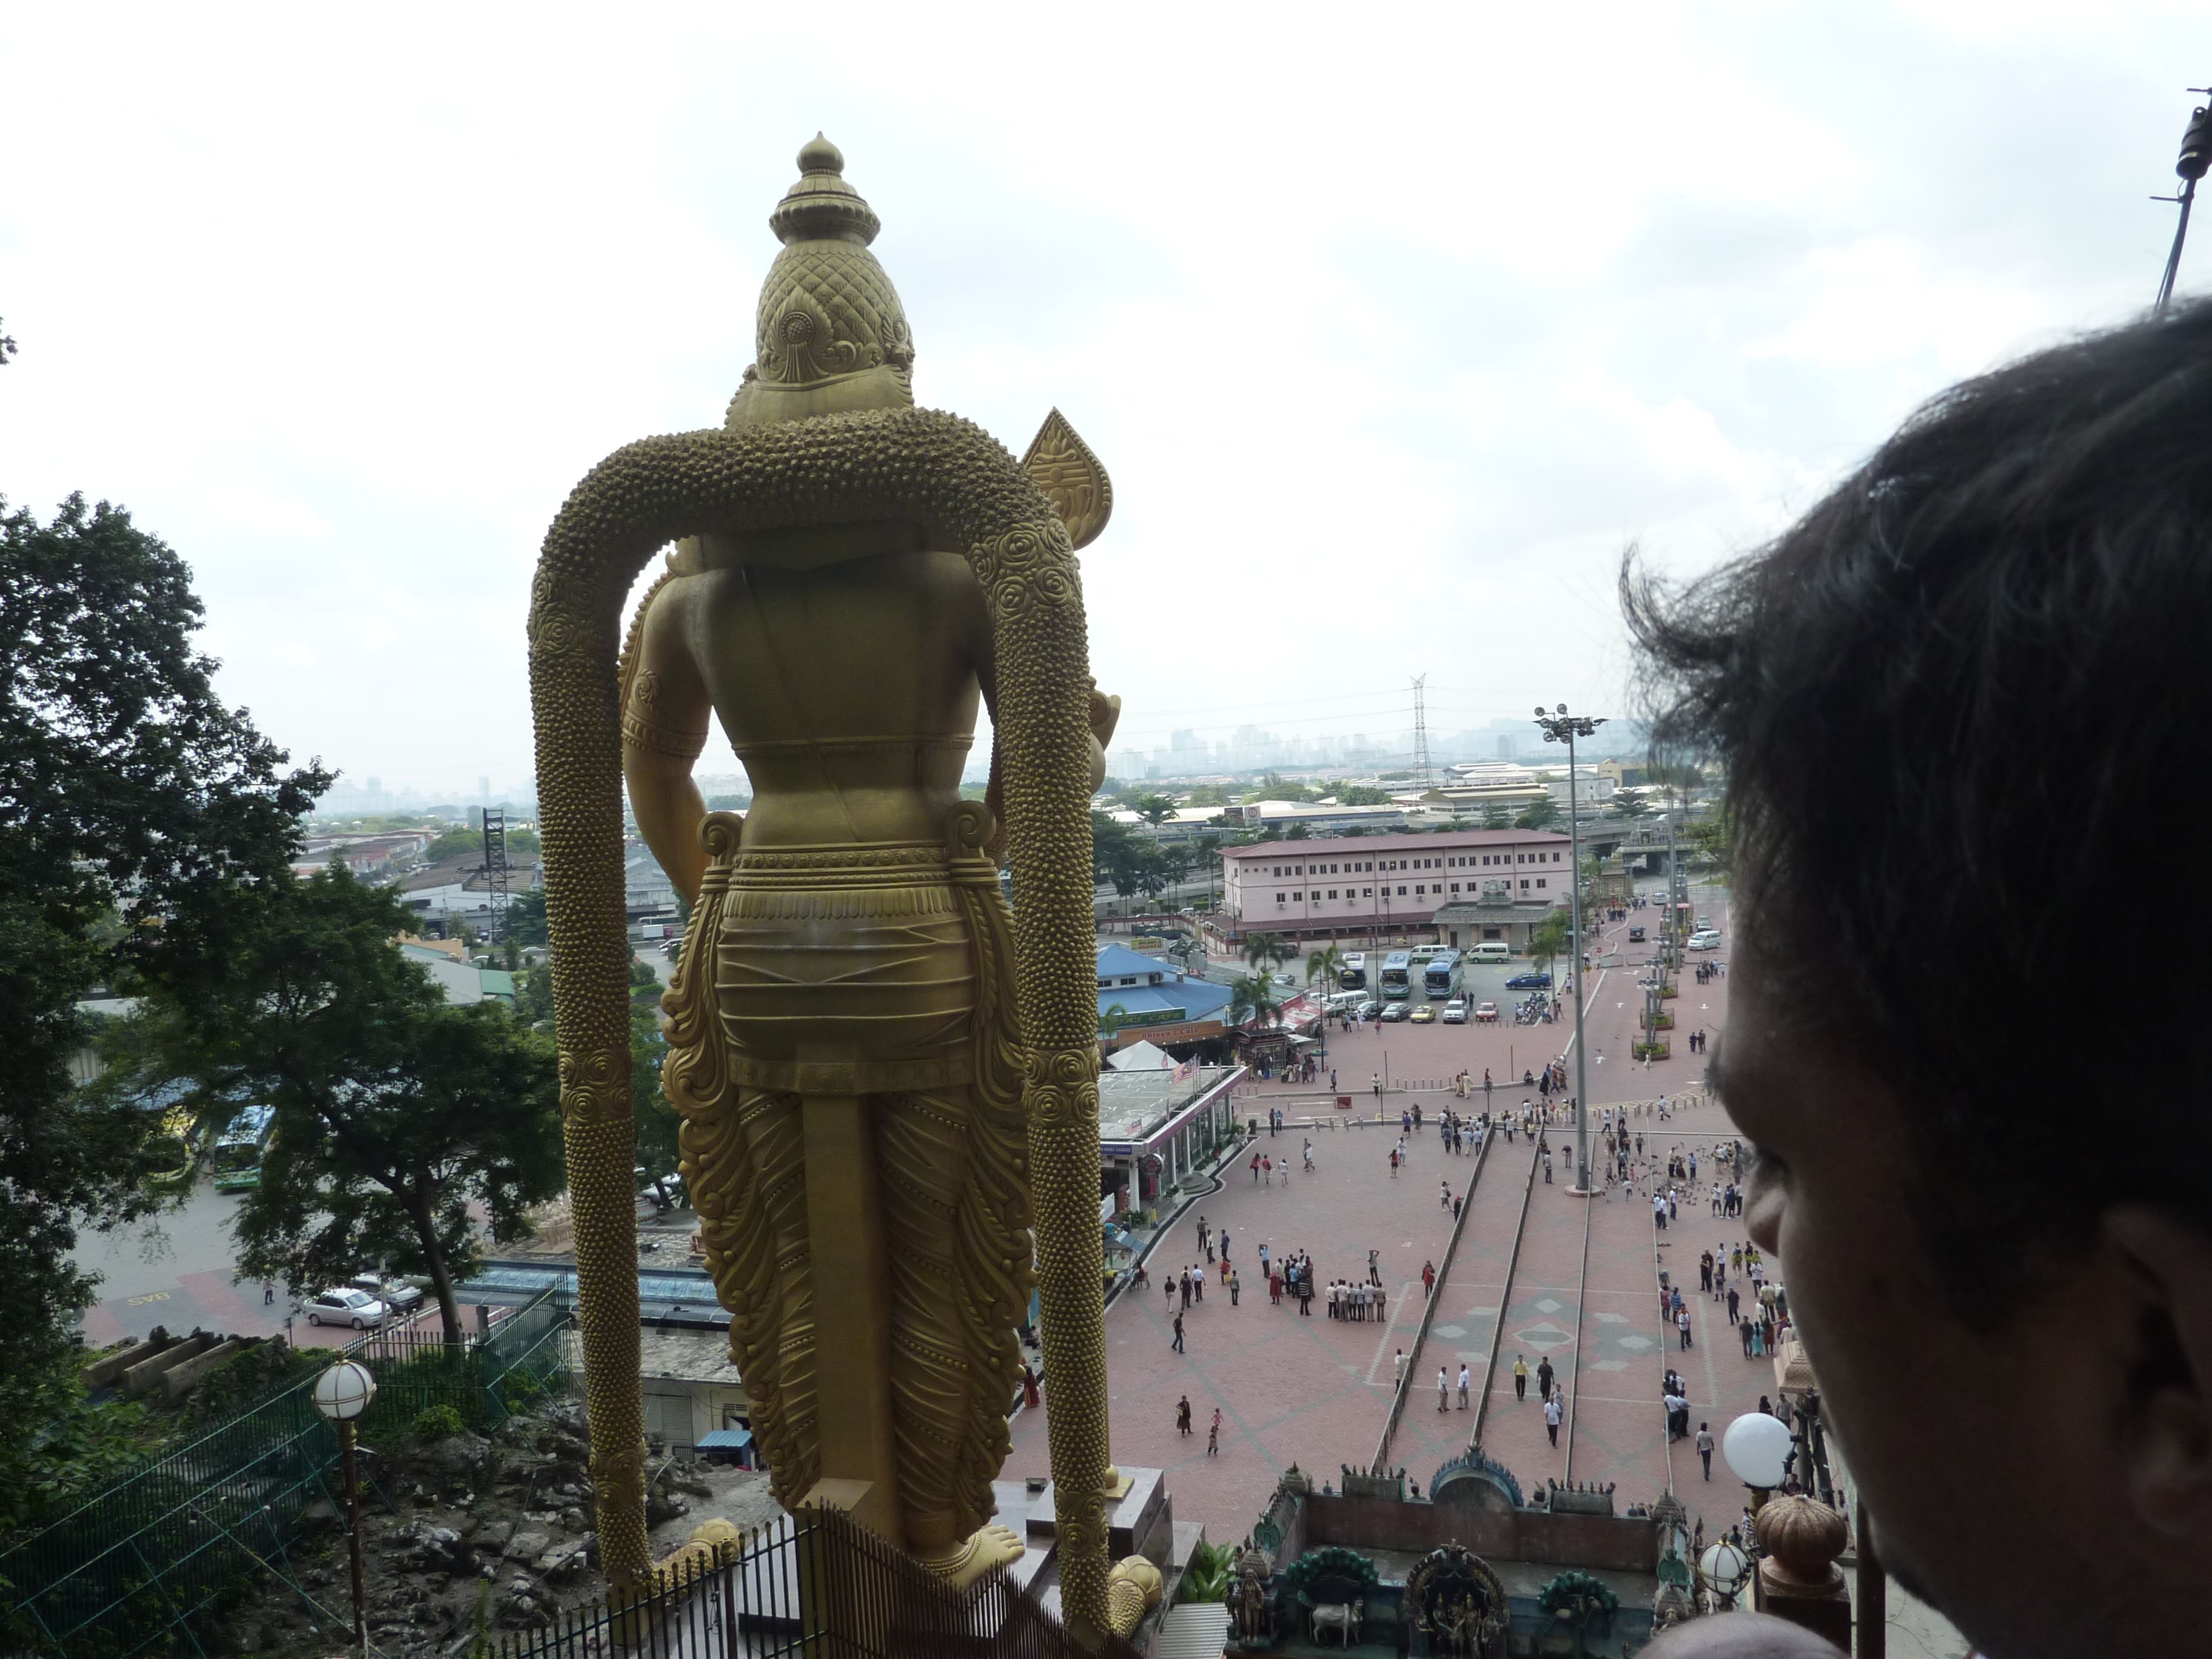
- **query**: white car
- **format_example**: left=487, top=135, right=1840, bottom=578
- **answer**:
left=1441, top=999, right=1469, bottom=1024
left=305, top=1287, right=387, bottom=1329
left=1687, top=929, right=1723, bottom=951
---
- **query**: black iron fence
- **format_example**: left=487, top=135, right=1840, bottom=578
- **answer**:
left=494, top=1506, right=1140, bottom=1659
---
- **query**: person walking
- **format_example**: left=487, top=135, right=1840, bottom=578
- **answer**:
left=1544, top=1392, right=1563, bottom=1447
left=1677, top=1306, right=1693, bottom=1349
left=1367, top=1247, right=1381, bottom=1287
left=1171, top=1312, right=1185, bottom=1353
left=1207, top=1408, right=1221, bottom=1458
left=1457, top=1363, right=1471, bottom=1409
left=1441, top=1179, right=1452, bottom=1210
left=1452, top=1192, right=1463, bottom=1222
left=262, top=1279, right=275, bottom=1306
left=1176, top=1395, right=1192, bottom=1436
left=1697, top=1421, right=1715, bottom=1480
left=1421, top=1259, right=1436, bottom=1298
left=1229, top=1268, right=1241, bottom=1305
left=1513, top=1354, right=1529, bottom=1401
left=1395, top=1348, right=1409, bottom=1387
left=1437, top=1367, right=1450, bottom=1412
left=1537, top=1355, right=1555, bottom=1401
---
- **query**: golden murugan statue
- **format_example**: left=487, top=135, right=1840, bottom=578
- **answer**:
left=527, top=137, right=1125, bottom=1638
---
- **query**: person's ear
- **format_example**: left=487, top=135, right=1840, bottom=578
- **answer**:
left=2104, top=1207, right=2212, bottom=1538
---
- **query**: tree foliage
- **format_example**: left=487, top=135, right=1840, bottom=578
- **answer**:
left=0, top=493, right=326, bottom=1486
left=132, top=867, right=562, bottom=1343
left=1527, top=910, right=1574, bottom=977
left=1514, top=797, right=1562, bottom=830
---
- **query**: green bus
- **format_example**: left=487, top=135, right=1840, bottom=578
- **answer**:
left=209, top=1105, right=276, bottom=1192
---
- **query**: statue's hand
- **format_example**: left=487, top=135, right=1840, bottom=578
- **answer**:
left=1089, top=689, right=1121, bottom=792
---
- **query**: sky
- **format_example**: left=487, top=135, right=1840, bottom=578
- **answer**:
left=3, top=3, right=2206, bottom=800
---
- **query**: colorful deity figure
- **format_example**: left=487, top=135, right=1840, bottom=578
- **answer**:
left=528, top=138, right=1121, bottom=1633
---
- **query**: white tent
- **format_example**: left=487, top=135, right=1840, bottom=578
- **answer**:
left=1105, top=1039, right=1173, bottom=1072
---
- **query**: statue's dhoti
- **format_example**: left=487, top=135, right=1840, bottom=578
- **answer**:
left=662, top=813, right=1031, bottom=1563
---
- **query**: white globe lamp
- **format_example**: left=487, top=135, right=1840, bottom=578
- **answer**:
left=1699, top=1539, right=1752, bottom=1609
left=312, top=1358, right=378, bottom=1422
left=1722, top=1410, right=1794, bottom=1490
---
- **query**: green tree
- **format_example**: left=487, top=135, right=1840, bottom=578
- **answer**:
left=1481, top=803, right=1509, bottom=829
left=1514, top=797, right=1562, bottom=830
left=1609, top=788, right=1654, bottom=819
left=1242, top=932, right=1294, bottom=976
left=505, top=888, right=549, bottom=947
left=1528, top=910, right=1573, bottom=979
left=1684, top=802, right=1733, bottom=876
left=137, top=867, right=563, bottom=1344
left=1128, top=793, right=1178, bottom=834
left=0, top=492, right=326, bottom=1496
left=1305, top=943, right=1347, bottom=996
left=1227, top=973, right=1284, bottom=1032
left=423, top=826, right=484, bottom=863
left=1336, top=784, right=1393, bottom=806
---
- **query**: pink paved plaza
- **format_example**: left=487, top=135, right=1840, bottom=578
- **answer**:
left=1008, top=886, right=1781, bottom=1546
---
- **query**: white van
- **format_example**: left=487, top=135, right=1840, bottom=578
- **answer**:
left=1470, top=941, right=1512, bottom=964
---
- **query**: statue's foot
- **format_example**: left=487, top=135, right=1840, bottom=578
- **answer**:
left=922, top=1524, right=1025, bottom=1588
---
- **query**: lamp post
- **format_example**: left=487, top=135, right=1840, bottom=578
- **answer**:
left=1722, top=1408, right=1795, bottom=1610
left=1533, top=705, right=1603, bottom=1194
left=312, top=1358, right=378, bottom=1655
left=2153, top=90, right=2212, bottom=318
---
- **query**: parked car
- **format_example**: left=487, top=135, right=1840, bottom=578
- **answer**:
left=1474, top=1000, right=1500, bottom=1023
left=1504, top=971, right=1553, bottom=989
left=1356, top=1000, right=1384, bottom=1022
left=1409, top=1004, right=1437, bottom=1024
left=1441, top=999, right=1469, bottom=1024
left=306, top=1287, right=386, bottom=1329
left=1379, top=1001, right=1411, bottom=1023
left=349, top=1273, right=423, bottom=1314
left=1687, top=929, right=1723, bottom=951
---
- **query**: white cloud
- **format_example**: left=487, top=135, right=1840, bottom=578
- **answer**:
left=1, top=0, right=2205, bottom=791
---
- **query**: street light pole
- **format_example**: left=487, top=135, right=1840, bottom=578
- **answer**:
left=312, top=1359, right=379, bottom=1657
left=1535, top=705, right=1604, bottom=1196
left=2153, top=91, right=2212, bottom=318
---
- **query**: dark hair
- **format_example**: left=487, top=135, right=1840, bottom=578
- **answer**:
left=1626, top=298, right=2212, bottom=1323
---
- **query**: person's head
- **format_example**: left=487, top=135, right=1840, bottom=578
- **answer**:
left=1627, top=297, right=2212, bottom=1657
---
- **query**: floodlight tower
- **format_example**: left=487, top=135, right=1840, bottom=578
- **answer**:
left=481, top=807, right=511, bottom=941
left=1533, top=704, right=1603, bottom=1194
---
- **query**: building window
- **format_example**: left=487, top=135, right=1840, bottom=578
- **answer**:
left=1415, top=885, right=1425, bottom=896
left=1520, top=880, right=1530, bottom=890
left=1397, top=886, right=1407, bottom=897
left=1276, top=892, right=1286, bottom=903
left=1537, top=878, right=1547, bottom=889
left=1363, top=887, right=1373, bottom=897
left=1328, top=889, right=1338, bottom=899
left=1292, top=892, right=1302, bottom=902
left=1450, top=882, right=1460, bottom=894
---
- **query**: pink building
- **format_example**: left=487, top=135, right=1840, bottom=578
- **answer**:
left=1215, top=828, right=1572, bottom=947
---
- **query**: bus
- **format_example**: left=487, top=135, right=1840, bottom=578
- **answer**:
left=1380, top=951, right=1413, bottom=1000
left=1338, top=951, right=1367, bottom=991
left=209, top=1105, right=276, bottom=1193
left=1424, top=949, right=1463, bottom=999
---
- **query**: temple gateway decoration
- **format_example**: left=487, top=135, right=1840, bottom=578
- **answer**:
left=527, top=136, right=1122, bottom=1637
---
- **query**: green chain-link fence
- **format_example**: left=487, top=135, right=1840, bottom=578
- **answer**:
left=0, top=1289, right=572, bottom=1658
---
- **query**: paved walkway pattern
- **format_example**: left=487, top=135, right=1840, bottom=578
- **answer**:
left=1018, top=884, right=1786, bottom=1543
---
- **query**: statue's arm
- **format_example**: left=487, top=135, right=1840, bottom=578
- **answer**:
left=620, top=576, right=713, bottom=906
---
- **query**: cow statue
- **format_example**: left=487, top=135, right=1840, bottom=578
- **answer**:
left=1309, top=1596, right=1364, bottom=1648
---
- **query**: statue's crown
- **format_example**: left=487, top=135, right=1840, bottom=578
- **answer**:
left=728, top=135, right=913, bottom=427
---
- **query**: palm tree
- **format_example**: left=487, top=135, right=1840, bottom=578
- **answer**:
left=1305, top=943, right=1347, bottom=997
left=1228, top=973, right=1284, bottom=1033
left=1242, top=932, right=1293, bottom=977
